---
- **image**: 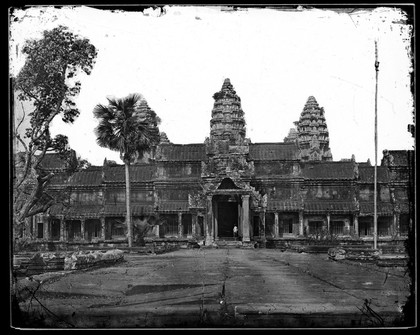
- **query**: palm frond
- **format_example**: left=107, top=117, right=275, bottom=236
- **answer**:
left=93, top=93, right=160, bottom=162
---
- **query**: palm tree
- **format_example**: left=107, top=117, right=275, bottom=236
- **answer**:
left=93, top=93, right=160, bottom=247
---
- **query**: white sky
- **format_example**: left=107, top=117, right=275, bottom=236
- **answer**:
left=10, top=5, right=414, bottom=165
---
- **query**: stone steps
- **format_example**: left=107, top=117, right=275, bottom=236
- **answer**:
left=215, top=240, right=243, bottom=249
left=377, top=254, right=408, bottom=267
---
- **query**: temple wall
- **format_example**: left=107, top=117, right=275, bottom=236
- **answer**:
left=304, top=184, right=353, bottom=201
left=157, top=188, right=195, bottom=201
left=70, top=189, right=103, bottom=204
left=253, top=161, right=296, bottom=176
left=156, top=162, right=201, bottom=179
left=358, top=184, right=392, bottom=202
left=105, top=188, right=154, bottom=203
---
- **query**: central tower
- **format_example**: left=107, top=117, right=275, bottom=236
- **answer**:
left=209, top=78, right=246, bottom=144
left=200, top=78, right=256, bottom=244
left=202, top=78, right=254, bottom=179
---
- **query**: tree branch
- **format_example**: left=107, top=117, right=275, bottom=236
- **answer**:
left=14, top=133, right=28, bottom=153
left=15, top=147, right=33, bottom=190
left=19, top=87, right=42, bottom=107
left=15, top=101, right=26, bottom=134
left=26, top=199, right=54, bottom=217
left=33, top=129, right=51, bottom=171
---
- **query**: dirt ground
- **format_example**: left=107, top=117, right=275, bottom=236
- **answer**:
left=13, top=248, right=411, bottom=328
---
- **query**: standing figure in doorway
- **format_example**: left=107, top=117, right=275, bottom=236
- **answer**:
left=233, top=225, right=238, bottom=240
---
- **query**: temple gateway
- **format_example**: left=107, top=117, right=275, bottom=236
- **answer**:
left=23, top=79, right=414, bottom=248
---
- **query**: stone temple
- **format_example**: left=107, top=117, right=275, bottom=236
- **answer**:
left=21, top=79, right=414, bottom=248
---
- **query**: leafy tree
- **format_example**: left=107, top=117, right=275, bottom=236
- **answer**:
left=12, top=25, right=97, bottom=239
left=93, top=94, right=161, bottom=247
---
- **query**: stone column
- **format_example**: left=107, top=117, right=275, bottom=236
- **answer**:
left=259, top=211, right=266, bottom=241
left=214, top=202, right=218, bottom=241
left=191, top=213, right=197, bottom=237
left=178, top=212, right=183, bottom=238
left=274, top=212, right=279, bottom=238
left=326, top=213, right=331, bottom=234
left=393, top=212, right=400, bottom=237
left=304, top=218, right=309, bottom=236
left=279, top=216, right=284, bottom=238
left=299, top=211, right=304, bottom=236
left=43, top=216, right=50, bottom=240
left=23, top=217, right=30, bottom=238
left=33, top=218, right=38, bottom=239
left=155, top=224, right=160, bottom=237
left=80, top=218, right=85, bottom=240
left=241, top=195, right=250, bottom=242
left=60, top=218, right=65, bottom=241
left=206, top=196, right=213, bottom=244
left=353, top=213, right=359, bottom=237
left=238, top=204, right=242, bottom=237
left=100, top=217, right=106, bottom=240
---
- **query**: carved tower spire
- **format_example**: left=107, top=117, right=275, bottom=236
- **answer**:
left=202, top=78, right=254, bottom=179
left=296, top=96, right=332, bottom=161
left=209, top=78, right=246, bottom=145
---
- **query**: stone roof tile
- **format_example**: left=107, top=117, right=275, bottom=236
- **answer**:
left=248, top=143, right=299, bottom=161
left=38, top=153, right=68, bottom=170
left=104, top=164, right=155, bottom=182
left=68, top=167, right=103, bottom=186
left=65, top=205, right=104, bottom=217
left=358, top=166, right=389, bottom=183
left=103, top=204, right=154, bottom=216
left=267, top=200, right=301, bottom=211
left=157, top=144, right=206, bottom=161
left=359, top=202, right=394, bottom=215
left=302, top=161, right=354, bottom=179
left=304, top=201, right=355, bottom=213
left=157, top=201, right=189, bottom=212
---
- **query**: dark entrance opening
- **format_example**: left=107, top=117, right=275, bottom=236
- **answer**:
left=217, top=202, right=238, bottom=238
left=86, top=219, right=101, bottom=241
left=253, top=216, right=259, bottom=237
left=51, top=219, right=60, bottom=240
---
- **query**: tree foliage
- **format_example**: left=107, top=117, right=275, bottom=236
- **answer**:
left=93, top=93, right=161, bottom=163
left=13, top=25, right=97, bottom=234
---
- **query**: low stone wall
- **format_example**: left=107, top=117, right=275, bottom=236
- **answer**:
left=15, top=250, right=125, bottom=276
left=17, top=236, right=408, bottom=255
left=328, top=247, right=381, bottom=262
left=17, top=252, right=68, bottom=276
left=328, top=247, right=408, bottom=267
left=21, top=238, right=193, bottom=252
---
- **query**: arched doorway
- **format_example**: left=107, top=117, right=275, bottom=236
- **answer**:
left=213, top=193, right=241, bottom=239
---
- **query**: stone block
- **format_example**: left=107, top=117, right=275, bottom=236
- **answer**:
left=328, top=247, right=346, bottom=260
left=64, top=249, right=124, bottom=270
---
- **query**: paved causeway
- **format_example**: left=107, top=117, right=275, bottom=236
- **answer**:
left=18, top=248, right=410, bottom=328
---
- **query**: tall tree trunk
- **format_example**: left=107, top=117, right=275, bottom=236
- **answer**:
left=125, top=161, right=133, bottom=247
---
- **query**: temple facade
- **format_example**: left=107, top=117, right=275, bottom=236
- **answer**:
left=21, top=79, right=414, bottom=246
